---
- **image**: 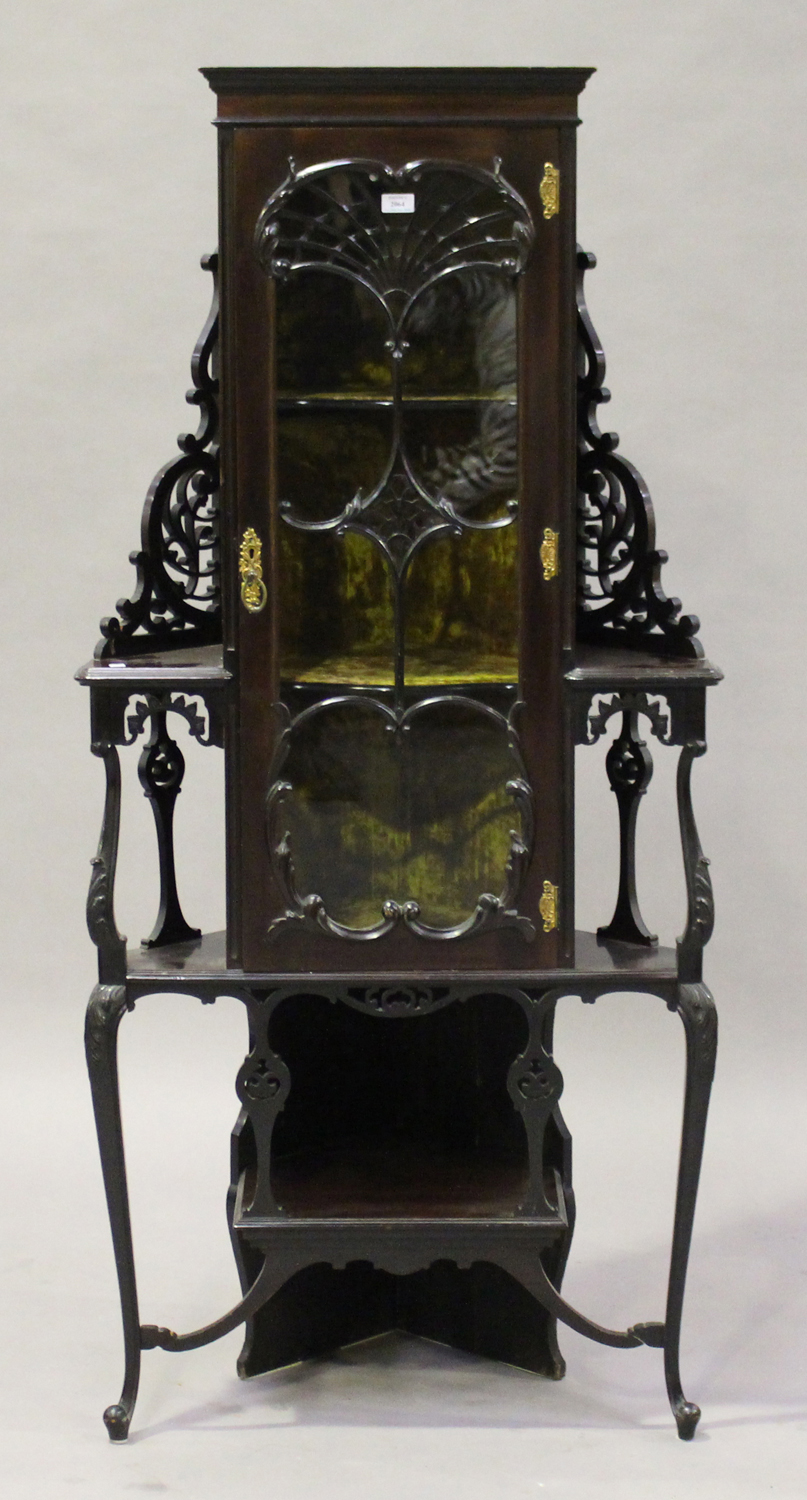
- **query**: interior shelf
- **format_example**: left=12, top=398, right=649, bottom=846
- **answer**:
left=277, top=393, right=517, bottom=409
left=248, top=1142, right=544, bottom=1219
left=281, top=650, right=519, bottom=688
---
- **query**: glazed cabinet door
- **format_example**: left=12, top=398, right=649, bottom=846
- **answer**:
left=220, top=123, right=574, bottom=972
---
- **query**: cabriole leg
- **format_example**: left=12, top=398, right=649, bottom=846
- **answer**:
left=665, top=981, right=717, bottom=1439
left=84, top=984, right=140, bottom=1442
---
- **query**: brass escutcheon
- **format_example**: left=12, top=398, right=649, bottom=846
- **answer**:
left=540, top=528, right=559, bottom=582
left=539, top=163, right=560, bottom=220
left=539, top=880, right=559, bottom=933
left=239, top=527, right=267, bottom=614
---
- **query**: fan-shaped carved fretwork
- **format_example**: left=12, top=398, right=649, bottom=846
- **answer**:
left=96, top=255, right=221, bottom=659
left=257, top=159, right=528, bottom=562
left=576, top=247, right=702, bottom=658
left=255, top=157, right=534, bottom=320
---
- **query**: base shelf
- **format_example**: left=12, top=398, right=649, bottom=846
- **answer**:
left=253, top=1141, right=547, bottom=1219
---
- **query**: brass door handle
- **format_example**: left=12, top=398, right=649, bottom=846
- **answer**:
left=239, top=527, right=267, bottom=613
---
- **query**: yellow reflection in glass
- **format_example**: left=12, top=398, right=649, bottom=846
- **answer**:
left=280, top=528, right=395, bottom=685
left=405, top=524, right=518, bottom=685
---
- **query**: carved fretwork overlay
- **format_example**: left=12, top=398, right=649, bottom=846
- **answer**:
left=256, top=156, right=534, bottom=312
left=97, top=254, right=221, bottom=658
left=235, top=994, right=291, bottom=1220
left=265, top=696, right=536, bottom=944
left=256, top=158, right=532, bottom=709
left=576, top=248, right=702, bottom=658
left=256, top=160, right=529, bottom=562
left=137, top=709, right=201, bottom=949
left=252, top=159, right=537, bottom=943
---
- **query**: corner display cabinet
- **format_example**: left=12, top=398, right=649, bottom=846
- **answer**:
left=79, top=68, right=722, bottom=1443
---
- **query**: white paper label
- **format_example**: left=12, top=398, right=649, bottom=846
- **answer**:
left=381, top=192, right=415, bottom=214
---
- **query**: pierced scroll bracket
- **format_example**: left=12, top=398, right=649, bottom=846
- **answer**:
left=97, top=253, right=221, bottom=659
left=576, top=247, right=702, bottom=658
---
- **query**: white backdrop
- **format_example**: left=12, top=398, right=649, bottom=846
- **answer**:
left=1, top=3, right=806, bottom=1496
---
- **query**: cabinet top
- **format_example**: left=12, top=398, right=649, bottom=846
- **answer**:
left=201, top=67, right=595, bottom=123
left=201, top=67, right=595, bottom=96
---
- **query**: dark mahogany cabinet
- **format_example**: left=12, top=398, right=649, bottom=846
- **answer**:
left=79, top=68, right=720, bottom=1442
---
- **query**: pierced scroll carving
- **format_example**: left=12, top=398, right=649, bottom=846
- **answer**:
left=344, top=984, right=455, bottom=1016
left=235, top=1005, right=291, bottom=1220
left=125, top=691, right=223, bottom=750
left=585, top=691, right=672, bottom=746
left=265, top=695, right=536, bottom=944
left=597, top=711, right=657, bottom=947
left=137, top=709, right=201, bottom=948
left=97, top=254, right=221, bottom=658
left=507, top=990, right=565, bottom=1217
left=110, top=689, right=221, bottom=951
left=576, top=247, right=702, bottom=658
left=255, top=157, right=534, bottom=310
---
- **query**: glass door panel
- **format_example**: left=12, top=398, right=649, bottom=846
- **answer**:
left=271, top=698, right=525, bottom=933
left=264, top=159, right=537, bottom=943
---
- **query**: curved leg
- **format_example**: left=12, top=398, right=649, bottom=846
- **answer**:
left=85, top=984, right=139, bottom=1442
left=141, top=1254, right=296, bottom=1352
left=498, top=1249, right=662, bottom=1351
left=665, top=982, right=717, bottom=1438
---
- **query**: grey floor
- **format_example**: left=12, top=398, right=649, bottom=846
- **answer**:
left=2, top=982, right=804, bottom=1499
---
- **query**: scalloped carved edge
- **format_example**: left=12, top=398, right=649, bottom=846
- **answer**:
left=576, top=246, right=703, bottom=659
left=124, top=691, right=224, bottom=749
left=585, top=690, right=672, bottom=746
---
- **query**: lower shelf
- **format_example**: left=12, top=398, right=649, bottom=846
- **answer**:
left=259, top=1140, right=548, bottom=1219
left=127, top=928, right=680, bottom=989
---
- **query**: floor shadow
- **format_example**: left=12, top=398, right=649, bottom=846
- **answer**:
left=129, top=1190, right=807, bottom=1440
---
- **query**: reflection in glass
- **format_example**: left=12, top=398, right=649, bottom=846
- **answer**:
left=401, top=269, right=516, bottom=398
left=277, top=410, right=391, bottom=526
left=280, top=700, right=521, bottom=929
left=405, top=525, right=518, bottom=685
left=268, top=162, right=530, bottom=935
left=280, top=530, right=394, bottom=685
left=276, top=272, right=392, bottom=397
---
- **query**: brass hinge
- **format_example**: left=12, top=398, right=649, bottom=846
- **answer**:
left=239, top=527, right=268, bottom=614
left=540, top=528, right=559, bottom=582
left=539, top=880, right=559, bottom=933
left=539, top=163, right=560, bottom=220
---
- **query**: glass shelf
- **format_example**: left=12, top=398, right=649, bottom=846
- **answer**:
left=277, top=392, right=517, bottom=409
left=282, top=646, right=519, bottom=688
